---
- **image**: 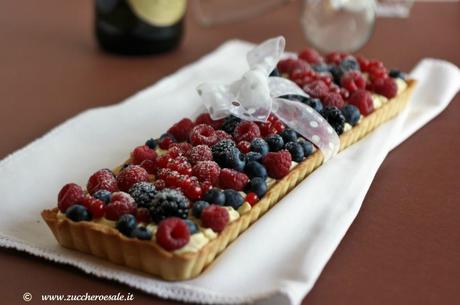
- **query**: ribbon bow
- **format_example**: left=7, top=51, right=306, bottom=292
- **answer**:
left=196, top=36, right=340, bottom=161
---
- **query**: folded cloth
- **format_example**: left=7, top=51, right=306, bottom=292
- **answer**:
left=0, top=40, right=459, bottom=305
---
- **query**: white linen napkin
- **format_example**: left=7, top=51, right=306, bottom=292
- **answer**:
left=0, top=40, right=459, bottom=305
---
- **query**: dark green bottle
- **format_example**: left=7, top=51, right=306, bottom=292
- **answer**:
left=95, top=0, right=186, bottom=55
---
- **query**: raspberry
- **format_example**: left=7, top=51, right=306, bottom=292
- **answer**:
left=303, top=80, right=329, bottom=99
left=182, top=183, right=203, bottom=201
left=277, top=58, right=310, bottom=75
left=325, top=52, right=347, bottom=65
left=187, top=144, right=213, bottom=165
left=356, top=55, right=370, bottom=71
left=340, top=71, right=366, bottom=94
left=200, top=181, right=212, bottom=194
left=258, top=122, right=277, bottom=137
left=105, top=200, right=136, bottom=221
left=81, top=197, right=105, bottom=218
left=58, top=183, right=85, bottom=213
left=298, top=48, right=323, bottom=65
left=167, top=159, right=192, bottom=176
left=237, top=141, right=251, bottom=154
left=263, top=150, right=292, bottom=179
left=219, top=168, right=249, bottom=191
left=169, top=142, right=192, bottom=156
left=201, top=205, right=229, bottom=233
left=156, top=217, right=190, bottom=251
left=136, top=207, right=151, bottom=223
left=372, top=77, right=397, bottom=99
left=110, top=191, right=135, bottom=205
left=348, top=89, right=374, bottom=116
left=215, top=130, right=232, bottom=141
left=167, top=118, right=194, bottom=142
left=140, top=159, right=156, bottom=174
left=131, top=145, right=157, bottom=166
left=156, top=155, right=172, bottom=169
left=192, top=161, right=221, bottom=185
left=233, top=121, right=261, bottom=143
left=153, top=179, right=166, bottom=191
left=86, top=169, right=118, bottom=195
left=195, top=113, right=224, bottom=130
left=116, top=165, right=149, bottom=192
left=323, top=92, right=345, bottom=108
left=189, top=124, right=219, bottom=146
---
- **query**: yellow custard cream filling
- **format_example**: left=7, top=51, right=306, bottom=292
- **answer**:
left=173, top=232, right=209, bottom=255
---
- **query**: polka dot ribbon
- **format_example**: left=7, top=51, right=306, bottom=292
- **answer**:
left=196, top=36, right=340, bottom=161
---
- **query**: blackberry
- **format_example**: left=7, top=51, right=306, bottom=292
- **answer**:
left=245, top=161, right=268, bottom=179
left=184, top=219, right=199, bottom=234
left=246, top=177, right=267, bottom=198
left=246, top=152, right=263, bottom=162
left=211, top=139, right=236, bottom=166
left=389, top=69, right=406, bottom=80
left=285, top=141, right=305, bottom=162
left=128, top=182, right=156, bottom=208
left=341, top=104, right=361, bottom=126
left=192, top=200, right=210, bottom=218
left=322, top=106, right=346, bottom=135
left=223, top=189, right=244, bottom=210
left=298, top=138, right=314, bottom=157
left=250, top=138, right=269, bottom=156
left=280, top=128, right=298, bottom=143
left=131, top=226, right=152, bottom=240
left=265, top=134, right=284, bottom=152
left=149, top=188, right=190, bottom=223
left=220, top=115, right=241, bottom=134
left=329, top=65, right=343, bottom=84
left=116, top=214, right=137, bottom=237
left=145, top=138, right=158, bottom=149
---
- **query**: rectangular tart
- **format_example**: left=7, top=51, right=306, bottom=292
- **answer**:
left=42, top=78, right=416, bottom=281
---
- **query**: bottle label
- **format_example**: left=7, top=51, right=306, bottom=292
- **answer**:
left=128, top=0, right=186, bottom=26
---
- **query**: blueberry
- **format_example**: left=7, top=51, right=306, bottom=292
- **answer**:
left=298, top=138, right=314, bottom=157
left=246, top=177, right=267, bottom=198
left=116, top=214, right=137, bottom=237
left=285, top=141, right=305, bottom=162
left=184, top=219, right=199, bottom=234
left=202, top=188, right=225, bottom=205
left=312, top=63, right=331, bottom=73
left=245, top=161, right=268, bottom=179
left=223, top=189, right=244, bottom=210
left=304, top=98, right=324, bottom=113
left=92, top=189, right=111, bottom=204
left=389, top=69, right=406, bottom=80
left=269, top=68, right=281, bottom=77
left=265, top=134, right=284, bottom=152
left=280, top=128, right=298, bottom=143
left=329, top=65, right=343, bottom=84
left=65, top=204, right=91, bottom=222
left=192, top=200, right=210, bottom=218
left=223, top=147, right=246, bottom=171
left=245, top=152, right=263, bottom=162
left=340, top=56, right=360, bottom=72
left=131, top=226, right=152, bottom=240
left=145, top=138, right=158, bottom=149
left=250, top=138, right=269, bottom=156
left=341, top=105, right=361, bottom=126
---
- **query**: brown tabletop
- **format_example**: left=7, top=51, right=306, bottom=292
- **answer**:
left=1, top=1, right=459, bottom=304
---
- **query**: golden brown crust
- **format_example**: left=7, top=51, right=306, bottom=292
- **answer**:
left=41, top=80, right=416, bottom=280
